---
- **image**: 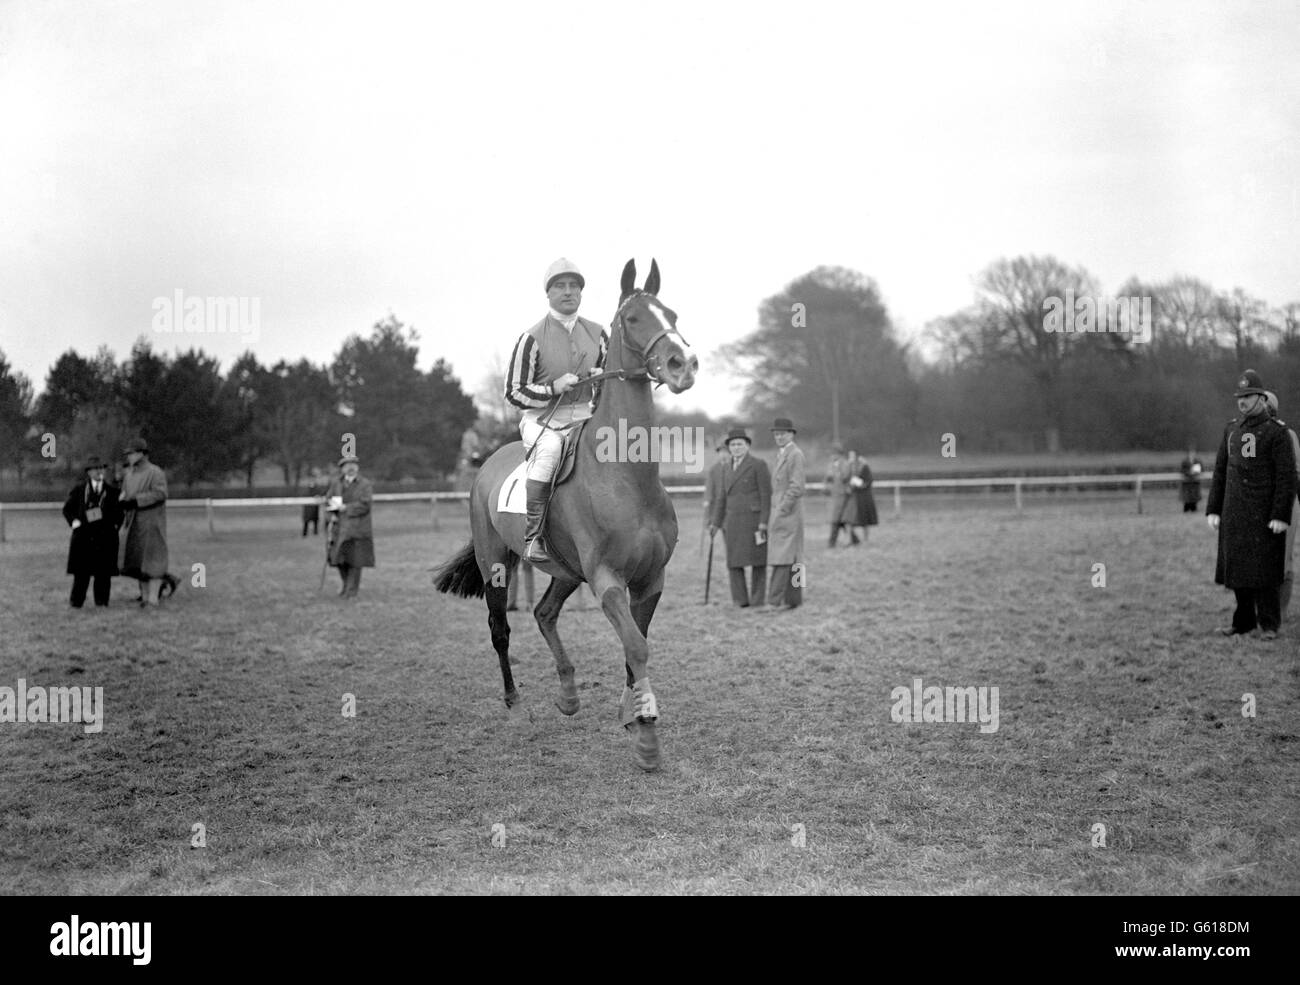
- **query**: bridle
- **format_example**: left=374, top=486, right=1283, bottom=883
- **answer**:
left=600, top=290, right=691, bottom=387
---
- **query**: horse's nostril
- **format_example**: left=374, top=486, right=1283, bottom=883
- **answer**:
left=668, top=357, right=683, bottom=371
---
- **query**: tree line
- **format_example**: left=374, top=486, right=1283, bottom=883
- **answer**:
left=0, top=315, right=476, bottom=490
left=725, top=257, right=1300, bottom=456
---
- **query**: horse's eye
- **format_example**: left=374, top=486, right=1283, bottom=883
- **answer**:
left=627, top=315, right=638, bottom=323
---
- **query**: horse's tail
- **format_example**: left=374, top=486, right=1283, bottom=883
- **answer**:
left=433, top=540, right=484, bottom=598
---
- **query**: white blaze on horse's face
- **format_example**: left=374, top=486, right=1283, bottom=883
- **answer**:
left=645, top=298, right=698, bottom=394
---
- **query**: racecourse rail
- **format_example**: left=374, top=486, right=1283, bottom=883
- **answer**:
left=0, top=472, right=1208, bottom=542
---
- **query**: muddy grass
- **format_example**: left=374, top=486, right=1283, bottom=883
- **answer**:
left=0, top=495, right=1296, bottom=894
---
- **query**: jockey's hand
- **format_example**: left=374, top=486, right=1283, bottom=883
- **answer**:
left=1207, top=514, right=1219, bottom=530
left=1269, top=519, right=1289, bottom=534
left=552, top=372, right=581, bottom=395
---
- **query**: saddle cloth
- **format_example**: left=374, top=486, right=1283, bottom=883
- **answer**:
left=496, top=420, right=588, bottom=514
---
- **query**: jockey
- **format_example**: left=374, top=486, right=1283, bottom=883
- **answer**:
left=505, top=257, right=608, bottom=563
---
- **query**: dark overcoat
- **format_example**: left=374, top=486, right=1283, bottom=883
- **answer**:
left=1207, top=412, right=1298, bottom=588
left=327, top=475, right=376, bottom=568
left=709, top=452, right=771, bottom=568
left=1180, top=458, right=1203, bottom=505
left=704, top=460, right=727, bottom=520
left=119, top=461, right=169, bottom=579
left=62, top=479, right=122, bottom=576
left=849, top=458, right=879, bottom=527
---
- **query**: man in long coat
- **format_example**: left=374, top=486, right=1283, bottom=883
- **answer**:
left=1206, top=370, right=1297, bottom=639
left=119, top=437, right=174, bottom=607
left=708, top=428, right=771, bottom=608
left=766, top=418, right=805, bottom=610
left=326, top=455, right=375, bottom=598
left=62, top=455, right=122, bottom=607
left=1179, top=449, right=1204, bottom=513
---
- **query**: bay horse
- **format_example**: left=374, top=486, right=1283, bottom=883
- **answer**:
left=433, top=259, right=698, bottom=771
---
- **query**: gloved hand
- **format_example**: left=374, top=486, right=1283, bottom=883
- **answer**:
left=70, top=519, right=82, bottom=530
left=552, top=373, right=581, bottom=395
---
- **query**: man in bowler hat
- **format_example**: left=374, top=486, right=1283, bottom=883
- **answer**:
left=708, top=428, right=771, bottom=607
left=62, top=455, right=123, bottom=607
left=1207, top=369, right=1297, bottom=639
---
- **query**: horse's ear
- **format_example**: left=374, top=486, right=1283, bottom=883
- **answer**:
left=644, top=258, right=661, bottom=296
left=620, top=259, right=637, bottom=300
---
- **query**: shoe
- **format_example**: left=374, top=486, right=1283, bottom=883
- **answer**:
left=1218, top=626, right=1251, bottom=636
left=1260, top=630, right=1278, bottom=641
left=523, top=479, right=552, bottom=564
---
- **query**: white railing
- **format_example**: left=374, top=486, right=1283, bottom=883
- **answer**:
left=0, top=472, right=1208, bottom=541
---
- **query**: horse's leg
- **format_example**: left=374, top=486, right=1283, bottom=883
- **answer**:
left=534, top=576, right=583, bottom=715
left=592, top=566, right=661, bottom=771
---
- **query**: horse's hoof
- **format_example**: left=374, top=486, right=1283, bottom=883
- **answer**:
left=555, top=692, right=580, bottom=716
left=633, top=721, right=661, bottom=772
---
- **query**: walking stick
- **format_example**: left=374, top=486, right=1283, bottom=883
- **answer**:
left=704, top=530, right=715, bottom=604
left=320, top=513, right=336, bottom=592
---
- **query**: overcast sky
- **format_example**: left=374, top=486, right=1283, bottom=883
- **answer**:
left=2, top=0, right=1297, bottom=418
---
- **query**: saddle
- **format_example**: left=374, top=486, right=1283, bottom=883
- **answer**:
left=498, top=419, right=589, bottom=515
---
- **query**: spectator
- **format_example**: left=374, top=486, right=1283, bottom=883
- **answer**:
left=766, top=418, right=805, bottom=611
left=1180, top=449, right=1204, bottom=513
left=846, top=449, right=879, bottom=544
left=1264, top=391, right=1300, bottom=621
left=325, top=455, right=375, bottom=598
left=119, top=437, right=177, bottom=608
left=1206, top=370, right=1297, bottom=639
left=61, top=455, right=122, bottom=608
left=708, top=428, right=771, bottom=608
left=824, top=442, right=857, bottom=548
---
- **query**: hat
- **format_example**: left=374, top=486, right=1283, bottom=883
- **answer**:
left=338, top=455, right=359, bottom=468
left=724, top=428, right=751, bottom=445
left=1234, top=369, right=1268, bottom=398
left=83, top=455, right=108, bottom=471
left=544, top=258, right=585, bottom=293
left=124, top=437, right=148, bottom=454
left=770, top=417, right=797, bottom=434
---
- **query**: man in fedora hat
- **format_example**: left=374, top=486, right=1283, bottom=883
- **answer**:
left=504, top=257, right=607, bottom=563
left=62, top=455, right=123, bottom=607
left=325, top=455, right=375, bottom=598
left=708, top=428, right=771, bottom=607
left=765, top=418, right=806, bottom=610
left=1207, top=369, right=1297, bottom=639
left=119, top=437, right=176, bottom=607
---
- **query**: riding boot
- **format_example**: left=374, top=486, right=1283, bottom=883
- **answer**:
left=523, top=479, right=552, bottom=564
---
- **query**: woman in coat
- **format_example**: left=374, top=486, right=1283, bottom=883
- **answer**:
left=846, top=450, right=878, bottom=543
left=62, top=455, right=123, bottom=607
left=824, top=443, right=855, bottom=547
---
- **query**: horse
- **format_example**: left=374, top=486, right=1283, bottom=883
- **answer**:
left=433, top=258, right=698, bottom=771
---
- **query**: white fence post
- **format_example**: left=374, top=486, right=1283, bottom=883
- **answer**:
left=206, top=498, right=215, bottom=535
left=1014, top=480, right=1023, bottom=512
left=893, top=484, right=901, bottom=516
left=1135, top=478, right=1143, bottom=515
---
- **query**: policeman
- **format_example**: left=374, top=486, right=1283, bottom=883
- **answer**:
left=1206, top=369, right=1298, bottom=639
left=503, top=258, right=607, bottom=563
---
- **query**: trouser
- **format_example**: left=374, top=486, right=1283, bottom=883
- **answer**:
left=768, top=564, right=803, bottom=609
left=1183, top=502, right=1198, bottom=513
left=302, top=505, right=319, bottom=536
left=829, top=523, right=860, bottom=547
left=337, top=564, right=362, bottom=596
left=70, top=573, right=112, bottom=607
left=138, top=577, right=162, bottom=606
left=729, top=566, right=766, bottom=607
left=1232, top=586, right=1281, bottom=634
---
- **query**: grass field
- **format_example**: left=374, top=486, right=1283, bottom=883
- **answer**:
left=1, top=492, right=1297, bottom=895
